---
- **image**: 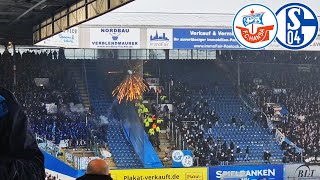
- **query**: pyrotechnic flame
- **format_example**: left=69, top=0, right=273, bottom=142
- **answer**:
left=112, top=73, right=148, bottom=103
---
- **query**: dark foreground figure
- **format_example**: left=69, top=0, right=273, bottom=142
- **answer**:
left=0, top=87, right=45, bottom=180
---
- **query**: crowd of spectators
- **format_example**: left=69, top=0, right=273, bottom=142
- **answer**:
left=0, top=49, right=89, bottom=148
left=222, top=51, right=320, bottom=162
left=170, top=82, right=253, bottom=166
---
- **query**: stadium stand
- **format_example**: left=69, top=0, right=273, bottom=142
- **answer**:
left=84, top=61, right=143, bottom=169
left=0, top=50, right=90, bottom=149
left=220, top=50, right=320, bottom=163
left=160, top=60, right=283, bottom=165
left=1, top=48, right=318, bottom=170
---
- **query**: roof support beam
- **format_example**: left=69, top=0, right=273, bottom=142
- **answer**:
left=33, top=0, right=134, bottom=44
left=10, top=0, right=47, bottom=25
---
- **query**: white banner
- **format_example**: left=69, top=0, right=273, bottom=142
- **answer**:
left=275, top=129, right=285, bottom=144
left=79, top=157, right=100, bottom=170
left=298, top=64, right=312, bottom=73
left=253, top=78, right=262, bottom=84
left=285, top=164, right=320, bottom=179
left=34, top=78, right=49, bottom=87
left=45, top=169, right=75, bottom=180
left=90, top=28, right=140, bottom=49
left=145, top=78, right=160, bottom=86
left=46, top=103, right=57, bottom=114
left=65, top=152, right=74, bottom=164
left=147, top=29, right=173, bottom=49
left=160, top=104, right=173, bottom=112
left=274, top=88, right=287, bottom=94
left=36, top=27, right=79, bottom=48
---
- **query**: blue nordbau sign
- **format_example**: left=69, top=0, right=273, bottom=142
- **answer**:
left=209, top=164, right=284, bottom=180
left=173, top=29, right=243, bottom=49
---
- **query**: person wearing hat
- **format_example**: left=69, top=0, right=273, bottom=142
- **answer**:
left=0, top=87, right=45, bottom=179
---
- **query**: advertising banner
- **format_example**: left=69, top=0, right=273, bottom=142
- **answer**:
left=172, top=150, right=193, bottom=168
left=147, top=29, right=173, bottom=49
left=34, top=78, right=49, bottom=87
left=90, top=28, right=140, bottom=49
left=285, top=164, right=320, bottom=179
left=45, top=103, right=57, bottom=114
left=275, top=129, right=286, bottom=144
left=110, top=168, right=207, bottom=180
left=209, top=164, right=284, bottom=180
left=78, top=157, right=100, bottom=170
left=173, top=29, right=243, bottom=49
left=36, top=27, right=79, bottom=48
left=145, top=78, right=160, bottom=86
left=45, top=169, right=75, bottom=180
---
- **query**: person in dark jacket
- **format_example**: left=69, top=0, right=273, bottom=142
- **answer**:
left=0, top=87, right=45, bottom=180
left=230, top=141, right=234, bottom=150
left=76, top=159, right=113, bottom=180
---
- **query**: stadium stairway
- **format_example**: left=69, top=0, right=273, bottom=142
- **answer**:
left=199, top=83, right=283, bottom=164
left=157, top=132, right=174, bottom=167
left=85, top=61, right=143, bottom=169
left=67, top=61, right=91, bottom=110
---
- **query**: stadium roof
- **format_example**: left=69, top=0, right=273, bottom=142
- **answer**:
left=0, top=0, right=81, bottom=45
left=83, top=0, right=320, bottom=28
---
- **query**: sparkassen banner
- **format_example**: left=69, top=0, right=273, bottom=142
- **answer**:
left=209, top=164, right=284, bottom=180
left=285, top=164, right=320, bottom=179
left=110, top=167, right=207, bottom=180
left=90, top=28, right=140, bottom=49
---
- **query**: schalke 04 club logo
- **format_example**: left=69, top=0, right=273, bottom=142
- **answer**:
left=233, top=4, right=278, bottom=49
left=276, top=3, right=318, bottom=50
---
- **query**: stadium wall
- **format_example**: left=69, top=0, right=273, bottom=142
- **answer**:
left=42, top=150, right=79, bottom=178
left=42, top=151, right=320, bottom=180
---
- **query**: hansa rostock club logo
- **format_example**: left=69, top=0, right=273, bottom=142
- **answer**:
left=233, top=4, right=278, bottom=49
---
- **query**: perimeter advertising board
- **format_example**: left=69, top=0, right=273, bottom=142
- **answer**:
left=172, top=150, right=193, bottom=168
left=209, top=164, right=284, bottom=180
left=173, top=29, right=243, bottom=49
left=110, top=168, right=207, bottom=180
left=36, top=27, right=79, bottom=48
left=285, top=164, right=320, bottom=179
left=90, top=28, right=141, bottom=49
left=45, top=169, right=75, bottom=180
left=147, top=29, right=173, bottom=49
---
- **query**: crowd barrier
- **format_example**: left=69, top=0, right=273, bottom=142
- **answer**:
left=285, top=164, right=320, bottom=179
left=44, top=150, right=320, bottom=180
left=45, top=164, right=320, bottom=180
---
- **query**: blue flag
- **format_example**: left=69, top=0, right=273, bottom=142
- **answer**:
left=242, top=13, right=264, bottom=27
left=52, top=121, right=56, bottom=133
